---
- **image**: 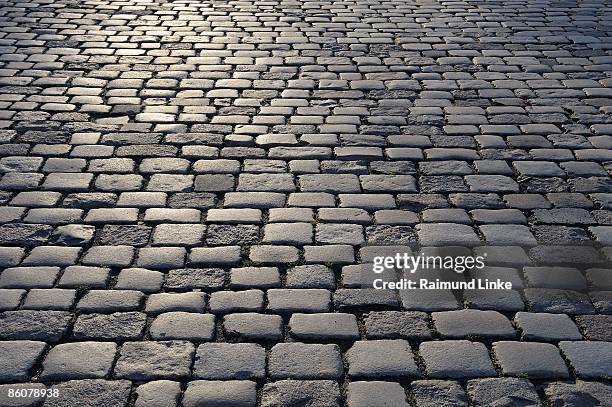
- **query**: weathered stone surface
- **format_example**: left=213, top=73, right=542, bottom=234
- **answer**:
left=543, top=381, right=612, bottom=407
left=493, top=341, right=569, bottom=379
left=72, top=312, right=146, bottom=341
left=268, top=343, right=343, bottom=379
left=193, top=343, right=265, bottom=380
left=467, top=378, right=541, bottom=407
left=411, top=380, right=468, bottom=407
left=0, top=311, right=72, bottom=341
left=559, top=341, right=612, bottom=379
left=0, top=1, right=610, bottom=404
left=261, top=380, right=341, bottom=407
left=44, top=379, right=131, bottom=407
left=347, top=340, right=419, bottom=378
left=135, top=380, right=181, bottom=407
left=114, top=341, right=195, bottom=380
left=420, top=341, right=496, bottom=379
left=41, top=342, right=116, bottom=380
left=183, top=380, right=257, bottom=407
left=347, top=381, right=409, bottom=407
left=0, top=341, right=46, bottom=382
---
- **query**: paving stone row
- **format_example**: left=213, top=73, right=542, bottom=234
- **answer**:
left=0, top=0, right=611, bottom=405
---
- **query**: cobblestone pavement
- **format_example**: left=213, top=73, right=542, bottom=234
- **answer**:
left=0, top=0, right=612, bottom=405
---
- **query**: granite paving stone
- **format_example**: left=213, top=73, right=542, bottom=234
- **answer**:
left=347, top=381, right=409, bottom=407
left=575, top=315, right=612, bottom=341
left=467, top=378, right=541, bottom=407
left=289, top=313, right=359, bottom=341
left=113, top=341, right=195, bottom=380
left=420, top=341, right=496, bottom=379
left=268, top=343, right=343, bottom=379
left=183, top=380, right=257, bottom=407
left=72, top=313, right=147, bottom=341
left=0, top=341, right=46, bottom=382
left=0, top=0, right=609, bottom=403
left=135, top=381, right=181, bottom=407
left=43, top=379, right=132, bottom=407
left=432, top=309, right=516, bottom=339
left=559, top=341, right=612, bottom=379
left=543, top=381, right=612, bottom=407
left=149, top=312, right=215, bottom=341
left=193, top=343, right=265, bottom=380
left=347, top=340, right=419, bottom=378
left=411, top=380, right=468, bottom=407
left=493, top=341, right=570, bottom=379
left=261, top=380, right=341, bottom=407
left=515, top=312, right=583, bottom=341
left=40, top=342, right=117, bottom=381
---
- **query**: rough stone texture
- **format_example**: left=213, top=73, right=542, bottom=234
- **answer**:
left=0, top=0, right=610, bottom=403
left=113, top=341, right=195, bottom=380
left=347, top=381, right=409, bottom=407
left=44, top=379, right=132, bottom=407
left=223, top=313, right=283, bottom=341
left=183, top=380, right=257, bottom=407
left=515, top=312, right=582, bottom=341
left=261, top=380, right=341, bottom=407
left=493, top=342, right=569, bottom=379
left=41, top=342, right=117, bottom=380
left=193, top=343, right=266, bottom=380
left=575, top=315, right=612, bottom=341
left=72, top=312, right=147, bottom=341
left=0, top=341, right=46, bottom=382
left=420, top=341, right=496, bottom=379
left=347, top=340, right=419, bottom=378
left=432, top=309, right=515, bottom=339
left=149, top=312, right=215, bottom=341
left=364, top=311, right=432, bottom=339
left=559, top=341, right=612, bottom=379
left=289, top=313, right=359, bottom=341
left=0, top=311, right=72, bottom=341
left=467, top=378, right=541, bottom=407
left=268, top=343, right=343, bottom=379
left=411, top=380, right=468, bottom=407
left=544, top=381, right=612, bottom=407
left=135, top=380, right=181, bottom=407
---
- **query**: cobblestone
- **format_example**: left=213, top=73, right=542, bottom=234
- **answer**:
left=183, top=380, right=256, bottom=407
left=347, top=340, right=419, bottom=378
left=493, top=341, right=569, bottom=379
left=420, top=341, right=496, bottom=379
left=114, top=341, right=195, bottom=380
left=411, top=380, right=468, bottom=407
left=559, top=341, right=612, bottom=379
left=467, top=378, right=541, bottom=407
left=0, top=0, right=610, bottom=403
left=44, top=379, right=132, bottom=407
left=544, top=381, right=612, bottom=407
left=0, top=341, right=46, bottom=382
left=433, top=309, right=515, bottom=339
left=261, top=380, right=341, bottom=407
left=135, top=380, right=181, bottom=407
left=515, top=312, right=582, bottom=341
left=347, top=381, right=409, bottom=407
left=41, top=342, right=116, bottom=381
left=269, top=343, right=343, bottom=379
left=193, top=343, right=265, bottom=380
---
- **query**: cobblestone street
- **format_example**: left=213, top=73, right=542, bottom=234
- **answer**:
left=0, top=0, right=611, bottom=405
